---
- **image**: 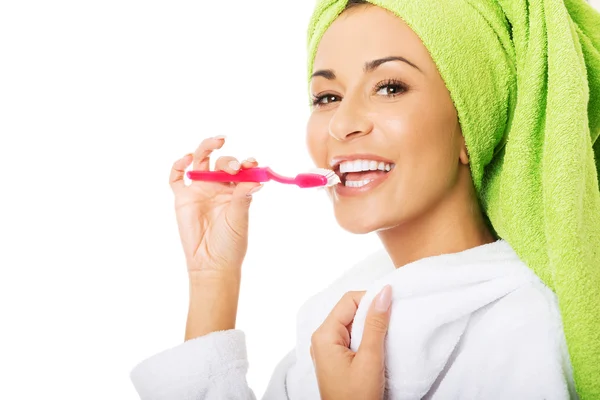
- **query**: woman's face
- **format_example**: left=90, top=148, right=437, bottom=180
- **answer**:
left=307, top=5, right=468, bottom=234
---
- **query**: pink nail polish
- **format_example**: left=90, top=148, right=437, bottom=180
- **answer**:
left=246, top=185, right=263, bottom=197
left=375, top=285, right=392, bottom=312
left=213, top=135, right=227, bottom=140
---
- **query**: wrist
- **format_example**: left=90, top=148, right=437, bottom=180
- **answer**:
left=185, top=270, right=241, bottom=341
left=188, top=269, right=241, bottom=288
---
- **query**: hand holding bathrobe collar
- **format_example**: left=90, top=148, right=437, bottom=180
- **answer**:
left=310, top=285, right=393, bottom=400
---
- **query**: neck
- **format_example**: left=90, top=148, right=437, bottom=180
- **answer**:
left=377, top=171, right=496, bottom=268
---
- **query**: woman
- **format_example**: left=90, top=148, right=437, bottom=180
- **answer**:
left=131, top=0, right=600, bottom=398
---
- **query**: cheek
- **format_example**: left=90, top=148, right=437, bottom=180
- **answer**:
left=306, top=113, right=329, bottom=166
left=378, top=105, right=459, bottom=192
left=399, top=105, right=460, bottom=190
left=377, top=111, right=428, bottom=161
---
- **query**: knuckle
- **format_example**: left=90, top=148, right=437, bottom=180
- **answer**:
left=236, top=195, right=253, bottom=207
left=311, top=330, right=324, bottom=346
left=365, top=316, right=388, bottom=333
left=217, top=156, right=236, bottom=168
left=338, top=290, right=364, bottom=307
left=310, top=331, right=319, bottom=344
left=343, top=290, right=363, bottom=300
left=342, top=291, right=357, bottom=301
left=195, top=143, right=208, bottom=154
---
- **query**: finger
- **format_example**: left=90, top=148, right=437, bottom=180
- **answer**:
left=224, top=182, right=263, bottom=234
left=215, top=156, right=242, bottom=175
left=326, top=291, right=366, bottom=328
left=169, top=153, right=194, bottom=192
left=240, top=157, right=258, bottom=169
left=193, top=135, right=226, bottom=171
left=313, top=291, right=366, bottom=348
left=355, top=285, right=392, bottom=367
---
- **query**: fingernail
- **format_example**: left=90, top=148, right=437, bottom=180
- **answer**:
left=245, top=157, right=256, bottom=163
left=213, top=135, right=227, bottom=140
left=229, top=160, right=240, bottom=170
left=374, top=285, right=392, bottom=312
left=246, top=184, right=263, bottom=197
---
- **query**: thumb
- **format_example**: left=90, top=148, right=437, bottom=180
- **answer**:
left=225, top=182, right=263, bottom=229
left=355, top=285, right=392, bottom=367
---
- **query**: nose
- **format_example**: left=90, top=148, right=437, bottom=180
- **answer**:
left=328, top=94, right=373, bottom=141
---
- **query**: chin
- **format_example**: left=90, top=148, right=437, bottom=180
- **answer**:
left=334, top=210, right=386, bottom=234
left=331, top=194, right=397, bottom=234
left=333, top=198, right=412, bottom=235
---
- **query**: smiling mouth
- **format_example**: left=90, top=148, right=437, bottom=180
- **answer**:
left=335, top=159, right=395, bottom=187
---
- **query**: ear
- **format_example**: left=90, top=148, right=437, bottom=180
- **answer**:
left=458, top=135, right=469, bottom=165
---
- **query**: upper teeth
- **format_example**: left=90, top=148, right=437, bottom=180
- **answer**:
left=339, top=159, right=393, bottom=173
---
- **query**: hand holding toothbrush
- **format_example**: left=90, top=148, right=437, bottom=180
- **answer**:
left=170, top=136, right=263, bottom=340
left=169, top=136, right=263, bottom=277
left=170, top=135, right=338, bottom=276
left=170, top=136, right=338, bottom=340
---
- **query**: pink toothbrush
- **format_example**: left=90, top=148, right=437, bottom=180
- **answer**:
left=187, top=167, right=340, bottom=188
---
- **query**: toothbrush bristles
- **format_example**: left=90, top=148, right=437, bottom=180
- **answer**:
left=309, top=168, right=341, bottom=187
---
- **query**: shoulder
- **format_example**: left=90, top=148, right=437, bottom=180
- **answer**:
left=483, top=276, right=560, bottom=332
left=434, top=273, right=576, bottom=399
left=460, top=276, right=576, bottom=398
left=466, top=255, right=567, bottom=356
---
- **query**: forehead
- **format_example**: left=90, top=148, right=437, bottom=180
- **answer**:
left=313, top=6, right=432, bottom=73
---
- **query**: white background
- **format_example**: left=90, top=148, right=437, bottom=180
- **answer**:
left=1, top=1, right=598, bottom=399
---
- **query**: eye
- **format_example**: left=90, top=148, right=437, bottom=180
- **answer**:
left=312, top=94, right=341, bottom=107
left=374, top=79, right=408, bottom=97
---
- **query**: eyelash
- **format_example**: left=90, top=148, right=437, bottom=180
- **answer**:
left=311, top=78, right=408, bottom=107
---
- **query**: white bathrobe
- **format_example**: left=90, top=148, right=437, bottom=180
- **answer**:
left=130, top=240, right=577, bottom=399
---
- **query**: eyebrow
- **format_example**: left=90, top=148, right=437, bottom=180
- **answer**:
left=310, top=56, right=422, bottom=80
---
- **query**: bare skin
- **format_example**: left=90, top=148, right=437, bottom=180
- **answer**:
left=168, top=4, right=495, bottom=399
left=168, top=136, right=262, bottom=339
left=310, top=286, right=393, bottom=400
left=307, top=5, right=495, bottom=268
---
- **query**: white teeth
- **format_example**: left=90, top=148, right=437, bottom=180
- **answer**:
left=338, top=159, right=394, bottom=173
left=344, top=179, right=373, bottom=188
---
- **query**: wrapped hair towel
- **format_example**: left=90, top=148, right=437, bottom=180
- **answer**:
left=307, top=0, right=600, bottom=397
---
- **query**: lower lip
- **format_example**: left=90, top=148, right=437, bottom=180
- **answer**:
left=333, top=171, right=392, bottom=197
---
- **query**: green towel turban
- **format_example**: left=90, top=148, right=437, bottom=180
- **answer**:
left=307, top=0, right=600, bottom=397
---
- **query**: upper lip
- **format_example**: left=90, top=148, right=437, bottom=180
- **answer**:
left=329, top=154, right=396, bottom=170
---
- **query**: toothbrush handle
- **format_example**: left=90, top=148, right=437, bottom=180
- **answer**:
left=187, top=167, right=271, bottom=183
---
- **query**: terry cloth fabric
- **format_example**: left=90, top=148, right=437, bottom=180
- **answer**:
left=307, top=0, right=600, bottom=397
left=130, top=241, right=575, bottom=399
left=287, top=241, right=575, bottom=399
